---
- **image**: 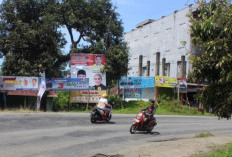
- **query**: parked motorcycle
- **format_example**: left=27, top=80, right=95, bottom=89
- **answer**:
left=90, top=106, right=112, bottom=123
left=130, top=110, right=157, bottom=134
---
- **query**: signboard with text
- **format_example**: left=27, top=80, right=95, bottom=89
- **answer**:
left=0, top=76, right=38, bottom=91
left=46, top=78, right=89, bottom=91
left=119, top=76, right=154, bottom=89
left=155, top=76, right=178, bottom=88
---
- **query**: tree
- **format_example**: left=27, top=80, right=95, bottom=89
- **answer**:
left=0, top=0, right=67, bottom=77
left=189, top=0, right=232, bottom=118
left=57, top=0, right=129, bottom=86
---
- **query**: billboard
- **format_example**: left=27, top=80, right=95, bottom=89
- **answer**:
left=124, top=88, right=142, bottom=99
left=70, top=53, right=106, bottom=90
left=177, top=78, right=187, bottom=89
left=155, top=76, right=178, bottom=88
left=46, top=78, right=89, bottom=91
left=70, top=90, right=106, bottom=103
left=0, top=76, right=38, bottom=91
left=119, top=76, right=154, bottom=89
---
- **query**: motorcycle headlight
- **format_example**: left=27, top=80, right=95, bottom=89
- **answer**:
left=134, top=118, right=139, bottom=122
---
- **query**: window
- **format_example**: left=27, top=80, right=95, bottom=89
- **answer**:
left=165, top=63, right=170, bottom=77
left=177, top=61, right=181, bottom=78
left=142, top=67, right=147, bottom=76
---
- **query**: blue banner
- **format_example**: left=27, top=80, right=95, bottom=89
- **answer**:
left=124, top=88, right=142, bottom=99
left=119, top=76, right=154, bottom=89
left=46, top=78, right=89, bottom=91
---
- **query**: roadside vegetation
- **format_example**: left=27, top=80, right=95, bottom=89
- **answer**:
left=194, top=132, right=214, bottom=138
left=191, top=142, right=232, bottom=157
left=51, top=92, right=215, bottom=116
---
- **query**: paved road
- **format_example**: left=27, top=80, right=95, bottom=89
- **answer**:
left=0, top=113, right=231, bottom=157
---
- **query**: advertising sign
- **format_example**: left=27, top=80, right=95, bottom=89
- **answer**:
left=155, top=76, right=178, bottom=88
left=70, top=53, right=106, bottom=103
left=124, top=88, right=142, bottom=99
left=70, top=53, right=106, bottom=90
left=119, top=76, right=154, bottom=89
left=69, top=90, right=106, bottom=103
left=37, top=72, right=46, bottom=109
left=46, top=78, right=89, bottom=91
left=0, top=76, right=38, bottom=91
left=177, top=78, right=187, bottom=89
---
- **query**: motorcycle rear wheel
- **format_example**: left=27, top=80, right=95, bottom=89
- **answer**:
left=147, top=126, right=154, bottom=133
left=106, top=114, right=112, bottom=123
left=130, top=125, right=137, bottom=134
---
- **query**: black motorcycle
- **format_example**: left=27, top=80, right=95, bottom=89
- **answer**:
left=90, top=106, right=112, bottom=123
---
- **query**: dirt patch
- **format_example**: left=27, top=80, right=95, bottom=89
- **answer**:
left=114, top=132, right=232, bottom=157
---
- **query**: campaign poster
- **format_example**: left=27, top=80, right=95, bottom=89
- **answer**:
left=46, top=78, right=89, bottom=91
left=70, top=53, right=106, bottom=91
left=69, top=90, right=106, bottom=103
left=119, top=76, right=155, bottom=89
left=155, top=76, right=178, bottom=88
left=124, top=88, right=142, bottom=99
left=177, top=78, right=187, bottom=89
left=0, top=76, right=38, bottom=91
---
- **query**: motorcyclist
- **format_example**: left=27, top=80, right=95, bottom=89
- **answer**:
left=141, top=100, right=157, bottom=126
left=97, top=94, right=112, bottom=118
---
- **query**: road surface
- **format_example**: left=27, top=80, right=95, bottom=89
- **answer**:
left=0, top=113, right=231, bottom=157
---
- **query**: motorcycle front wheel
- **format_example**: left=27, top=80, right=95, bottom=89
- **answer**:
left=130, top=124, right=137, bottom=134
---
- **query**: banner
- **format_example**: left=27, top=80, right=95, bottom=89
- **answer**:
left=37, top=73, right=46, bottom=109
left=0, top=76, right=38, bottom=91
left=155, top=76, right=178, bottom=88
left=119, top=76, right=154, bottom=89
left=124, top=88, right=142, bottom=99
left=177, top=78, right=187, bottom=89
left=46, top=78, right=89, bottom=91
left=70, top=53, right=106, bottom=90
left=70, top=90, right=106, bottom=103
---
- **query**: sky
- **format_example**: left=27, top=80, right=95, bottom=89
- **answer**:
left=0, top=0, right=198, bottom=68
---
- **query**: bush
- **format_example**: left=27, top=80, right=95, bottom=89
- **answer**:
left=53, top=91, right=69, bottom=111
left=107, top=94, right=122, bottom=109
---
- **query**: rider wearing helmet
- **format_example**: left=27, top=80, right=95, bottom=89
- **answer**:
left=97, top=94, right=112, bottom=117
left=141, top=100, right=156, bottom=125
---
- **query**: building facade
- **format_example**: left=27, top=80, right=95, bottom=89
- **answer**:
left=123, top=4, right=198, bottom=78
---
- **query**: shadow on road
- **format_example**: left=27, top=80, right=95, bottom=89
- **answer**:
left=91, top=121, right=116, bottom=125
left=133, top=131, right=160, bottom=136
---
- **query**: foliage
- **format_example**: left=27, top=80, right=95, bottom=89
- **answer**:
left=0, top=0, right=67, bottom=77
left=53, top=91, right=69, bottom=111
left=0, top=0, right=129, bottom=81
left=189, top=0, right=232, bottom=119
left=107, top=94, right=122, bottom=109
left=57, top=0, right=129, bottom=86
left=200, top=142, right=232, bottom=157
left=194, top=132, right=214, bottom=138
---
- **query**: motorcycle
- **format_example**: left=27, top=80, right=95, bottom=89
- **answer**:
left=130, top=110, right=157, bottom=134
left=90, top=106, right=112, bottom=123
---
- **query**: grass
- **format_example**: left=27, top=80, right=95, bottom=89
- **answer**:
left=191, top=142, right=232, bottom=157
left=194, top=132, right=214, bottom=138
left=113, top=100, right=215, bottom=117
left=1, top=99, right=215, bottom=117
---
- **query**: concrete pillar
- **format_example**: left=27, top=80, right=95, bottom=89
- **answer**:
left=138, top=55, right=143, bottom=76
left=146, top=61, right=150, bottom=76
left=155, top=52, right=160, bottom=76
left=162, top=58, right=166, bottom=76
left=181, top=55, right=186, bottom=78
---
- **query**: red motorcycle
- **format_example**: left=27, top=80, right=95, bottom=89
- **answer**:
left=130, top=110, right=157, bottom=134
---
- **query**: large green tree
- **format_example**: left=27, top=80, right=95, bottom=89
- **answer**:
left=57, top=0, right=129, bottom=86
left=0, top=0, right=67, bottom=77
left=189, top=0, right=232, bottom=118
